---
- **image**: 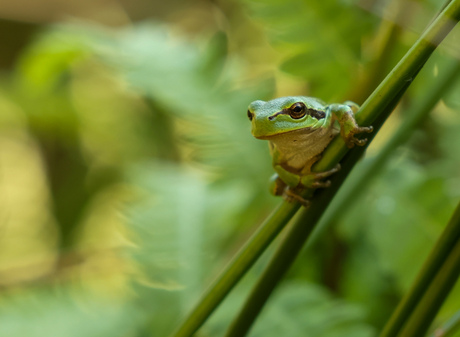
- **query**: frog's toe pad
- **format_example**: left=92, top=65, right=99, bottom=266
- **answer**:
left=367, top=126, right=374, bottom=132
left=311, top=180, right=331, bottom=188
left=359, top=125, right=373, bottom=133
left=349, top=137, right=368, bottom=147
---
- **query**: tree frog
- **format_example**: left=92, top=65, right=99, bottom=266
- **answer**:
left=247, top=96, right=373, bottom=206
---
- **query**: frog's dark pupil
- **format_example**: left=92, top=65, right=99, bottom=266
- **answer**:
left=247, top=110, right=253, bottom=121
left=293, top=104, right=303, bottom=112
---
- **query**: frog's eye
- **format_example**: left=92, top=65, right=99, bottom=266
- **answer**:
left=288, top=102, right=307, bottom=119
left=247, top=110, right=254, bottom=121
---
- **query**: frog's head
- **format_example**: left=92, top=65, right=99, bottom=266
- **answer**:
left=247, top=96, right=326, bottom=139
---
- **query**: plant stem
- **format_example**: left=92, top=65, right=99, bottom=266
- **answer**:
left=169, top=201, right=299, bottom=337
left=309, top=57, right=460, bottom=247
left=224, top=2, right=460, bottom=336
left=378, top=200, right=460, bottom=337
left=397, top=202, right=460, bottom=337
left=318, top=0, right=460, bottom=170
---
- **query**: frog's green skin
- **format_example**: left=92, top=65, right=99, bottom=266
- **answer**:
left=247, top=96, right=372, bottom=206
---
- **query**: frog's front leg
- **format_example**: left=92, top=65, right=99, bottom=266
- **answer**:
left=327, top=103, right=373, bottom=148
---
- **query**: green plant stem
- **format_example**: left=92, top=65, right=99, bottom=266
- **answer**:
left=169, top=201, right=299, bottom=337
left=224, top=172, right=350, bottom=336
left=319, top=0, right=460, bottom=170
left=378, top=200, right=460, bottom=337
left=376, top=81, right=460, bottom=337
left=224, top=2, right=460, bottom=336
left=431, top=310, right=460, bottom=337
left=309, top=58, right=460, bottom=247
left=397, top=202, right=460, bottom=337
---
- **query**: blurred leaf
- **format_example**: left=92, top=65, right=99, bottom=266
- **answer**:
left=339, top=151, right=458, bottom=293
left=243, top=0, right=376, bottom=98
left=203, top=280, right=375, bottom=337
left=124, top=162, right=262, bottom=335
left=49, top=22, right=276, bottom=180
left=199, top=31, right=229, bottom=83
left=10, top=30, right=102, bottom=252
left=126, top=163, right=251, bottom=289
left=250, top=282, right=375, bottom=337
left=442, top=75, right=460, bottom=109
left=0, top=289, right=142, bottom=337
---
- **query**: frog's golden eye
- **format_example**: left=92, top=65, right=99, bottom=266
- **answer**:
left=247, top=110, right=254, bottom=121
left=288, top=102, right=307, bottom=119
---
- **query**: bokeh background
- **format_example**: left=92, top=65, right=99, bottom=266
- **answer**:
left=0, top=0, right=459, bottom=336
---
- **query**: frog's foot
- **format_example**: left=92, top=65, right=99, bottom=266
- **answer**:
left=283, top=187, right=310, bottom=208
left=300, top=164, right=341, bottom=188
left=344, top=126, right=373, bottom=148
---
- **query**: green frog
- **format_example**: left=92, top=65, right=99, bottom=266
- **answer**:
left=247, top=96, right=373, bottom=206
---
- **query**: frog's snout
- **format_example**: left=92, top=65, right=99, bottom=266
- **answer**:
left=248, top=100, right=265, bottom=113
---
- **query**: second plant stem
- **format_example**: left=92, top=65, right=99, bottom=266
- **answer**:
left=397, top=202, right=460, bottom=337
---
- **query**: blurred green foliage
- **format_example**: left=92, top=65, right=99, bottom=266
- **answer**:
left=0, top=0, right=459, bottom=336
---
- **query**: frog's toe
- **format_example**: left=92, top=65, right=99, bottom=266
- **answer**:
left=311, top=180, right=331, bottom=188
left=352, top=137, right=368, bottom=147
left=324, top=163, right=341, bottom=176
left=310, top=164, right=341, bottom=180
left=359, top=125, right=373, bottom=133
left=345, top=125, right=373, bottom=147
left=283, top=188, right=311, bottom=208
left=345, top=135, right=369, bottom=148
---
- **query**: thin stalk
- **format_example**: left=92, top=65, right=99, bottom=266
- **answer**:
left=225, top=2, right=460, bottom=336
left=318, top=0, right=460, bottom=169
left=397, top=202, right=460, bottom=337
left=378, top=201, right=460, bottom=337
left=431, top=310, right=460, bottom=337
left=309, top=58, right=460, bottom=246
left=169, top=202, right=300, bottom=337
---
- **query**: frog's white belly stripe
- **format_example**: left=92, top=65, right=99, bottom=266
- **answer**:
left=269, top=127, right=335, bottom=171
